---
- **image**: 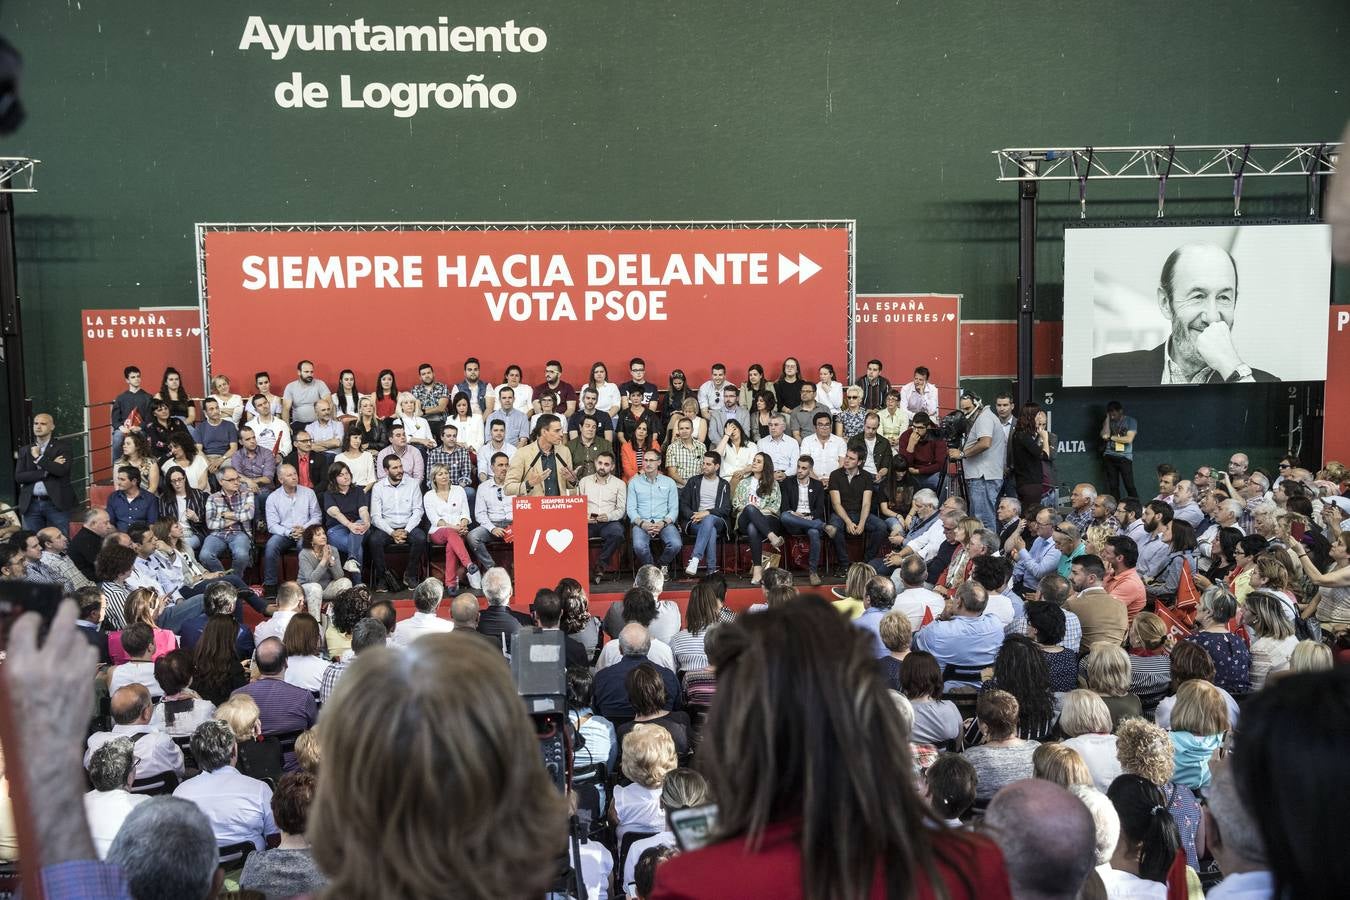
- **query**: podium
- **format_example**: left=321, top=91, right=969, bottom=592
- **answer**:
left=511, top=495, right=590, bottom=611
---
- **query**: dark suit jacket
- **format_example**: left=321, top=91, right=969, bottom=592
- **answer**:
left=478, top=604, right=531, bottom=653
left=282, top=449, right=330, bottom=491
left=1093, top=343, right=1278, bottom=387
left=593, top=654, right=681, bottom=719
left=16, top=438, right=76, bottom=512
left=779, top=476, right=827, bottom=521
left=77, top=621, right=111, bottom=666
left=678, top=475, right=731, bottom=526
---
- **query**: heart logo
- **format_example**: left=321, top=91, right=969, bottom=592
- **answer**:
left=190, top=327, right=202, bottom=336
left=943, top=313, right=955, bottom=322
left=545, top=528, right=574, bottom=554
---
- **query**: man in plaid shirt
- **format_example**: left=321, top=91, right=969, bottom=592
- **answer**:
left=663, top=416, right=706, bottom=487
left=426, top=422, right=476, bottom=506
left=199, top=466, right=256, bottom=579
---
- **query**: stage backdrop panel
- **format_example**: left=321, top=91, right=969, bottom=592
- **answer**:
left=1061, top=223, right=1332, bottom=388
left=1326, top=307, right=1350, bottom=467
left=199, top=223, right=853, bottom=389
left=853, top=293, right=960, bottom=415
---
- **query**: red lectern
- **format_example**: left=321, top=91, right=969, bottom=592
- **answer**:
left=511, top=495, right=590, bottom=613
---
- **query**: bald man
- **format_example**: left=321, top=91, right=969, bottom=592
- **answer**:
left=16, top=411, right=76, bottom=534
left=1093, top=243, right=1278, bottom=386
left=85, top=684, right=185, bottom=780
left=591, top=623, right=681, bottom=719
left=985, top=779, right=1097, bottom=900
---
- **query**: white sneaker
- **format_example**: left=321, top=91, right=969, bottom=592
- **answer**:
left=685, top=557, right=700, bottom=576
left=467, top=566, right=483, bottom=590
left=343, top=559, right=361, bottom=574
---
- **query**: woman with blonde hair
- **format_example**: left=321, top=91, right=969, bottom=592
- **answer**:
left=394, top=391, right=436, bottom=451
left=1244, top=589, right=1298, bottom=690
left=1080, top=641, right=1142, bottom=728
left=1115, top=717, right=1203, bottom=870
left=310, top=633, right=567, bottom=899
left=215, top=693, right=262, bottom=743
left=831, top=562, right=876, bottom=620
left=878, top=610, right=913, bottom=691
left=1057, top=689, right=1120, bottom=793
left=1289, top=638, right=1333, bottom=673
left=1167, top=680, right=1228, bottom=790
left=611, top=723, right=678, bottom=842
left=1291, top=528, right=1350, bottom=635
left=208, top=373, right=245, bottom=425
left=1031, top=743, right=1092, bottom=788
left=1125, top=612, right=1173, bottom=699
left=108, top=587, right=178, bottom=664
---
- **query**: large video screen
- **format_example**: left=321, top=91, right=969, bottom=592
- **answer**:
left=1061, top=223, right=1331, bottom=387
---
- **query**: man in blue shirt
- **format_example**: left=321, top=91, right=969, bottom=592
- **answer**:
left=263, top=463, right=321, bottom=596
left=1008, top=507, right=1062, bottom=596
left=592, top=624, right=681, bottom=719
left=913, top=581, right=1005, bottom=689
left=486, top=386, right=530, bottom=447
left=106, top=466, right=158, bottom=532
left=1100, top=400, right=1138, bottom=499
left=852, top=575, right=897, bottom=658
left=626, top=448, right=683, bottom=577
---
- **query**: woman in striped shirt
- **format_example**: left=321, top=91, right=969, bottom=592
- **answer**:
left=668, top=580, right=733, bottom=675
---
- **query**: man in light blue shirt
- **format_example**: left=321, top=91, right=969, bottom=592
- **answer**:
left=486, top=386, right=530, bottom=447
left=852, top=575, right=897, bottom=657
left=1009, top=507, right=1063, bottom=594
left=626, top=448, right=683, bottom=575
left=1136, top=500, right=1174, bottom=578
left=913, top=581, right=1005, bottom=689
left=262, top=463, right=321, bottom=595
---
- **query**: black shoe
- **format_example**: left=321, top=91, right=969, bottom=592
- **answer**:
left=402, top=574, right=419, bottom=591
left=379, top=573, right=401, bottom=593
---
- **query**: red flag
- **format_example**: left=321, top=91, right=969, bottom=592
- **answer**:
left=272, top=429, right=285, bottom=456
left=1165, top=848, right=1189, bottom=900
left=920, top=605, right=935, bottom=628
left=1175, top=559, right=1200, bottom=608
left=1155, top=602, right=1196, bottom=641
left=122, top=407, right=141, bottom=431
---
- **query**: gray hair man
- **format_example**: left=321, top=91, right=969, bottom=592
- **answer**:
left=173, top=719, right=277, bottom=849
left=986, top=779, right=1097, bottom=900
left=603, top=562, right=681, bottom=643
left=477, top=566, right=530, bottom=654
left=320, top=616, right=388, bottom=703
left=85, top=737, right=146, bottom=859
left=108, top=796, right=223, bottom=900
left=1203, top=761, right=1270, bottom=896
left=394, top=577, right=454, bottom=647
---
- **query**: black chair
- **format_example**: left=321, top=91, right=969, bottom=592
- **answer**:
left=171, top=734, right=198, bottom=772
left=270, top=728, right=306, bottom=757
left=237, top=737, right=283, bottom=787
left=217, top=840, right=256, bottom=870
left=618, top=830, right=660, bottom=883
left=129, top=770, right=180, bottom=796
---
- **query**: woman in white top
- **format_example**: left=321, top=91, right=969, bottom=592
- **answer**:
left=281, top=612, right=329, bottom=692
left=609, top=724, right=677, bottom=843
left=1244, top=590, right=1299, bottom=690
left=588, top=362, right=622, bottom=417
left=161, top=436, right=210, bottom=491
left=1100, top=775, right=1181, bottom=899
left=494, top=364, right=533, bottom=412
left=716, top=419, right=757, bottom=478
left=530, top=395, right=560, bottom=435
left=1058, top=690, right=1122, bottom=793
left=208, top=374, right=245, bottom=425
left=424, top=464, right=476, bottom=589
left=334, top=427, right=376, bottom=490
left=815, top=363, right=844, bottom=413
left=394, top=392, right=436, bottom=449
left=448, top=392, right=485, bottom=449
left=670, top=396, right=708, bottom=444
left=330, top=368, right=364, bottom=423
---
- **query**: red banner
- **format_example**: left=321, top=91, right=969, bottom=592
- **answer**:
left=510, top=496, right=589, bottom=611
left=201, top=224, right=852, bottom=388
left=1326, top=307, right=1350, bottom=466
left=853, top=294, right=960, bottom=414
left=83, top=308, right=205, bottom=469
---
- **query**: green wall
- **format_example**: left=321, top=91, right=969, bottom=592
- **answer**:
left=5, top=1, right=1348, bottom=491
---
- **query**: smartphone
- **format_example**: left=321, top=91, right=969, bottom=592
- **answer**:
left=1290, top=520, right=1306, bottom=541
left=0, top=580, right=62, bottom=656
left=669, top=803, right=719, bottom=851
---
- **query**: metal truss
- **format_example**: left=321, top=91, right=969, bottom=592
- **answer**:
left=994, top=143, right=1339, bottom=217
left=0, top=157, right=39, bottom=192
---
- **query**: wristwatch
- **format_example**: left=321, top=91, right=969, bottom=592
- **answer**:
left=1226, top=364, right=1253, bottom=383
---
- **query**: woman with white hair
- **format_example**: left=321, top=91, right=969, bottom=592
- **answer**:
left=393, top=391, right=436, bottom=451
left=1058, top=689, right=1121, bottom=793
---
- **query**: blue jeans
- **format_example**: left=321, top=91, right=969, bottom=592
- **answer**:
left=22, top=496, right=71, bottom=536
left=327, top=525, right=366, bottom=570
left=827, top=513, right=887, bottom=567
left=588, top=520, right=625, bottom=571
left=263, top=533, right=299, bottom=588
left=157, top=595, right=204, bottom=632
left=781, top=511, right=826, bottom=570
left=630, top=522, right=682, bottom=567
left=967, top=477, right=1000, bottom=533
left=201, top=531, right=253, bottom=579
left=685, top=515, right=727, bottom=572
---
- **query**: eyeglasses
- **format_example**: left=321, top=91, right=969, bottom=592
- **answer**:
left=1278, top=463, right=1291, bottom=469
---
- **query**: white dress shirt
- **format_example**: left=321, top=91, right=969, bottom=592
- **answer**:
left=595, top=637, right=676, bottom=672
left=174, top=765, right=277, bottom=850
left=893, top=586, right=945, bottom=629
left=371, top=476, right=423, bottom=534
left=756, top=434, right=801, bottom=475
left=904, top=514, right=948, bottom=562
left=474, top=479, right=515, bottom=528
left=253, top=609, right=297, bottom=647
left=393, top=610, right=455, bottom=647
left=815, top=381, right=844, bottom=413
left=899, top=381, right=940, bottom=417
left=108, top=661, right=164, bottom=699
left=477, top=441, right=517, bottom=480
left=85, top=789, right=149, bottom=859
left=85, top=724, right=184, bottom=779
left=283, top=655, right=328, bottom=692
left=799, top=433, right=847, bottom=479
left=424, top=486, right=471, bottom=528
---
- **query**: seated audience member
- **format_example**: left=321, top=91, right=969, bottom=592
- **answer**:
left=1081, top=641, right=1143, bottom=729
left=622, top=768, right=709, bottom=896
left=1101, top=775, right=1182, bottom=898
left=70, top=507, right=115, bottom=582
left=1066, top=784, right=1121, bottom=896
left=678, top=451, right=731, bottom=578
left=1167, top=679, right=1228, bottom=792
left=323, top=458, right=371, bottom=571
left=530, top=587, right=587, bottom=668
left=38, top=525, right=91, bottom=590
left=668, top=579, right=731, bottom=675
left=234, top=637, right=319, bottom=765
left=921, top=753, right=977, bottom=828
left=108, top=587, right=178, bottom=664
left=1288, top=638, right=1333, bottom=673
left=307, top=632, right=567, bottom=897
left=831, top=562, right=874, bottom=620
left=293, top=728, right=320, bottom=775
left=616, top=663, right=691, bottom=755
left=107, top=796, right=223, bottom=900
left=900, top=651, right=963, bottom=748
left=963, top=689, right=1039, bottom=802
left=297, top=524, right=353, bottom=619
left=1201, top=758, right=1272, bottom=899
left=324, top=583, right=374, bottom=659
left=83, top=738, right=148, bottom=859
left=628, top=448, right=684, bottom=575
left=1058, top=689, right=1122, bottom=793
left=468, top=451, right=514, bottom=574
left=778, top=455, right=830, bottom=585
left=179, top=579, right=255, bottom=660
left=650, top=598, right=1008, bottom=898
left=1032, top=743, right=1094, bottom=789
left=1182, top=585, right=1252, bottom=695
left=174, top=718, right=278, bottom=850
left=1018, top=573, right=1083, bottom=653
left=107, top=465, right=159, bottom=533
left=230, top=425, right=277, bottom=502
left=611, top=723, right=678, bottom=842
left=148, top=649, right=217, bottom=738
left=985, top=779, right=1098, bottom=900
left=1244, top=589, right=1298, bottom=690
left=262, top=463, right=321, bottom=596
left=424, top=459, right=478, bottom=588
left=570, top=388, right=616, bottom=443
left=200, top=466, right=256, bottom=579
left=1125, top=611, right=1173, bottom=700
left=1145, top=519, right=1198, bottom=601
left=192, top=614, right=251, bottom=705
left=320, top=617, right=388, bottom=704
left=894, top=412, right=947, bottom=492
left=1007, top=508, right=1063, bottom=595
left=253, top=580, right=302, bottom=647
left=85, top=683, right=185, bottom=780
left=567, top=666, right=619, bottom=771
left=477, top=566, right=532, bottom=653
left=107, top=622, right=166, bottom=699
left=877, top=609, right=913, bottom=690
left=74, top=585, right=112, bottom=665
left=1065, top=554, right=1129, bottom=650
left=594, top=624, right=682, bottom=720
left=1024, top=601, right=1076, bottom=692
left=559, top=577, right=603, bottom=659
left=281, top=613, right=328, bottom=692
left=1115, top=717, right=1203, bottom=871
left=912, top=581, right=1004, bottom=689
left=369, top=454, right=429, bottom=593
left=604, top=564, right=682, bottom=643
left=334, top=428, right=378, bottom=490
left=598, top=586, right=678, bottom=671
left=395, top=577, right=455, bottom=648
left=239, top=771, right=327, bottom=898
left=1102, top=534, right=1147, bottom=621
left=976, top=634, right=1057, bottom=742
left=826, top=447, right=888, bottom=568
left=891, top=553, right=944, bottom=629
